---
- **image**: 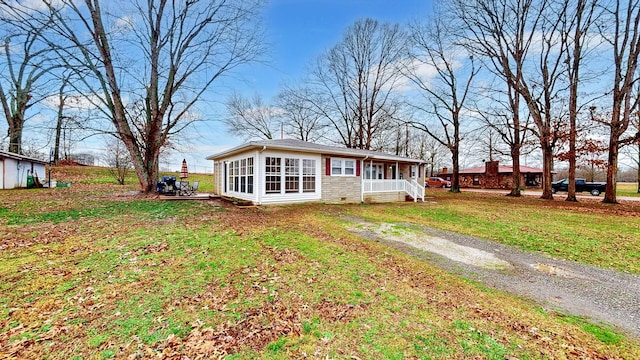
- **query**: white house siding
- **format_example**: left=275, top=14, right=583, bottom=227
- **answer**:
left=214, top=149, right=322, bottom=205
left=256, top=150, right=322, bottom=205
left=216, top=150, right=259, bottom=204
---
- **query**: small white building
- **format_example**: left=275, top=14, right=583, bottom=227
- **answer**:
left=207, top=139, right=426, bottom=205
left=0, top=150, right=47, bottom=189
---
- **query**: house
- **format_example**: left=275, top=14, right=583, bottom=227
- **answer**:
left=69, top=153, right=95, bottom=166
left=438, top=161, right=543, bottom=189
left=206, top=139, right=426, bottom=205
left=1, top=150, right=47, bottom=189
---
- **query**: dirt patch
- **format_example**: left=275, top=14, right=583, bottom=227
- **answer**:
left=361, top=223, right=512, bottom=270
left=347, top=218, right=640, bottom=339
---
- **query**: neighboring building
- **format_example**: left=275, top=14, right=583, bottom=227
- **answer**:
left=206, top=139, right=426, bottom=205
left=0, top=150, right=47, bottom=189
left=69, top=153, right=95, bottom=166
left=438, top=161, right=543, bottom=189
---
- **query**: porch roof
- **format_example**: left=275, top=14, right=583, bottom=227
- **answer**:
left=207, top=139, right=424, bottom=164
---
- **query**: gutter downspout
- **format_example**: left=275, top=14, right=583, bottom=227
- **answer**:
left=361, top=156, right=369, bottom=203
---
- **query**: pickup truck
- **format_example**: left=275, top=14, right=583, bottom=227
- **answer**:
left=551, top=178, right=607, bottom=196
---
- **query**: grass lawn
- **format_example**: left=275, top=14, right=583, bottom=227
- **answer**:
left=1, top=166, right=639, bottom=358
left=617, top=182, right=640, bottom=197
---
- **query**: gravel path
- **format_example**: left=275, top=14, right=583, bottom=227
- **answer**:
left=346, top=218, right=640, bottom=338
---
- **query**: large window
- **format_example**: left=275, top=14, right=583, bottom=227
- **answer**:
left=265, top=157, right=281, bottom=193
left=302, top=159, right=316, bottom=192
left=364, top=163, right=384, bottom=180
left=265, top=156, right=316, bottom=195
left=331, top=158, right=355, bottom=176
left=247, top=157, right=254, bottom=194
left=285, top=158, right=300, bottom=193
left=227, top=156, right=254, bottom=194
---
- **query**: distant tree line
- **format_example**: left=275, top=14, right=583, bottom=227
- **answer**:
left=0, top=0, right=265, bottom=192
left=1, top=0, right=639, bottom=199
left=224, top=0, right=640, bottom=201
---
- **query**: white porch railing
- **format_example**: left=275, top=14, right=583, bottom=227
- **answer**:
left=363, top=179, right=424, bottom=202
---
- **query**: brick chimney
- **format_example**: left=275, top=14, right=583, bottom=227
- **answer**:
left=485, top=161, right=499, bottom=177
left=441, top=167, right=448, bottom=174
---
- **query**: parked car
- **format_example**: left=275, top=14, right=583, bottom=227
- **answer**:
left=426, top=177, right=451, bottom=188
left=551, top=178, right=606, bottom=196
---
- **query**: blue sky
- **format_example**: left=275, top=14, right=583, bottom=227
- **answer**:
left=3, top=1, right=434, bottom=172
left=243, top=0, right=433, bottom=98
left=180, top=0, right=434, bottom=172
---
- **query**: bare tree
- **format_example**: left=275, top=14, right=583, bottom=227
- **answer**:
left=224, top=92, right=279, bottom=141
left=276, top=84, right=327, bottom=142
left=51, top=72, right=75, bottom=163
left=596, top=0, right=640, bottom=203
left=307, top=18, right=406, bottom=149
left=0, top=6, right=57, bottom=154
left=32, top=0, right=265, bottom=192
left=405, top=16, right=479, bottom=193
left=416, top=133, right=448, bottom=177
left=103, top=136, right=132, bottom=185
left=450, top=0, right=535, bottom=197
left=562, top=0, right=600, bottom=201
left=452, top=0, right=572, bottom=199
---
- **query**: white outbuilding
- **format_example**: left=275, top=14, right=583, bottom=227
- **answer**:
left=0, top=150, right=47, bottom=189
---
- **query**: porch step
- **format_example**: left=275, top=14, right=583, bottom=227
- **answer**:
left=405, top=194, right=420, bottom=202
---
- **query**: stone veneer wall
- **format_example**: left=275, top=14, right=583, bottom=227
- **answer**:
left=213, top=161, right=222, bottom=195
left=320, top=155, right=362, bottom=203
left=363, top=192, right=405, bottom=203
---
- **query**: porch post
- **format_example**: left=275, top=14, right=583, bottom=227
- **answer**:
left=396, top=161, right=399, bottom=186
left=360, top=159, right=364, bottom=203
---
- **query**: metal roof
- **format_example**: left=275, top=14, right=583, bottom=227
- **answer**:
left=206, top=139, right=424, bottom=163
left=0, top=150, right=48, bottom=164
left=458, top=164, right=544, bottom=174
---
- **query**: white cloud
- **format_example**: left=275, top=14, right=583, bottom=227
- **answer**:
left=113, top=15, right=135, bottom=34
left=0, top=0, right=64, bottom=17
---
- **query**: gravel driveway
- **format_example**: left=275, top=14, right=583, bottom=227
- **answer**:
left=346, top=218, right=640, bottom=338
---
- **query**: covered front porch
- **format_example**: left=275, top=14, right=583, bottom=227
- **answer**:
left=360, top=160, right=425, bottom=202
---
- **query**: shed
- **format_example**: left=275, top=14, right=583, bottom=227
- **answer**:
left=0, top=150, right=47, bottom=189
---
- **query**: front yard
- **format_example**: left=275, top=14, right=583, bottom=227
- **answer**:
left=1, top=166, right=639, bottom=358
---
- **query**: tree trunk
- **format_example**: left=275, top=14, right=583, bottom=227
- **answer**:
left=451, top=114, right=461, bottom=193
left=54, top=116, right=62, bottom=163
left=566, top=89, right=578, bottom=202
left=509, top=145, right=522, bottom=197
left=604, top=136, right=618, bottom=203
left=508, top=102, right=522, bottom=197
left=8, top=118, right=23, bottom=154
left=129, top=149, right=159, bottom=193
left=637, top=146, right=640, bottom=193
left=451, top=145, right=460, bottom=193
left=566, top=133, right=577, bottom=201
left=541, top=143, right=554, bottom=199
